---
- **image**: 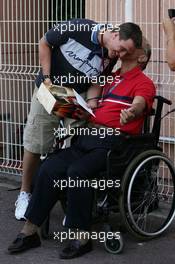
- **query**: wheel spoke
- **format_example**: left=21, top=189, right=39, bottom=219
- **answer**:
left=120, top=150, right=175, bottom=239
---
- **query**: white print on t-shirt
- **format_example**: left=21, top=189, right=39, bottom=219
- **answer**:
left=60, top=38, right=103, bottom=77
left=100, top=99, right=132, bottom=107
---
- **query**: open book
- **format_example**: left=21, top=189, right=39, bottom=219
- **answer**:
left=36, top=83, right=95, bottom=119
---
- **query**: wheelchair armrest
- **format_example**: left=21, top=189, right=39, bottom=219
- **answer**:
left=154, top=95, right=172, bottom=105
left=106, top=133, right=159, bottom=180
left=110, top=133, right=156, bottom=152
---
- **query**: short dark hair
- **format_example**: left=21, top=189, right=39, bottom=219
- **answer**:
left=112, top=22, right=142, bottom=49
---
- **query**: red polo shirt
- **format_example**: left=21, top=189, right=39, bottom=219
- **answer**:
left=90, top=66, right=156, bottom=135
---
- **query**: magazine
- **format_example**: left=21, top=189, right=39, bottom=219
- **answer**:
left=36, top=83, right=95, bottom=118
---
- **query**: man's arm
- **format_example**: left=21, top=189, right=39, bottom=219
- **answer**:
left=39, top=21, right=68, bottom=86
left=39, top=37, right=52, bottom=86
left=163, top=18, right=175, bottom=71
left=120, top=96, right=146, bottom=125
left=86, top=84, right=103, bottom=109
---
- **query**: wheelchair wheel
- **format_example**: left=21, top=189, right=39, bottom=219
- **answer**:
left=119, top=149, right=175, bottom=240
left=104, top=233, right=124, bottom=254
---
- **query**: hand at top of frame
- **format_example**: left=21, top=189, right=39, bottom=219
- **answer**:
left=163, top=18, right=175, bottom=40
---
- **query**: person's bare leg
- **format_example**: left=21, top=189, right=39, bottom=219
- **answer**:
left=20, top=149, right=40, bottom=193
left=15, top=150, right=40, bottom=220
left=21, top=220, right=38, bottom=235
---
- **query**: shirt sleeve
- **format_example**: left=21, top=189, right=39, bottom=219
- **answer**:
left=44, top=21, right=70, bottom=48
left=133, top=81, right=156, bottom=113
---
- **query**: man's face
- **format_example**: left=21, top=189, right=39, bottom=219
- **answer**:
left=107, top=32, right=135, bottom=59
left=121, top=47, right=145, bottom=62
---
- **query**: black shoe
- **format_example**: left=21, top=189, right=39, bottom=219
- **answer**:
left=8, top=232, right=41, bottom=254
left=59, top=239, right=92, bottom=259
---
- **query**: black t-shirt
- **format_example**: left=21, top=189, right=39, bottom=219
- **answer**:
left=35, top=18, right=110, bottom=93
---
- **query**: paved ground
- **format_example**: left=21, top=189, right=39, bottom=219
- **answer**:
left=0, top=174, right=175, bottom=264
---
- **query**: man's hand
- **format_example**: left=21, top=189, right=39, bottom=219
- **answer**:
left=163, top=18, right=175, bottom=71
left=87, top=98, right=98, bottom=109
left=43, top=78, right=52, bottom=88
left=120, top=107, right=136, bottom=125
left=120, top=96, right=146, bottom=125
left=163, top=18, right=175, bottom=38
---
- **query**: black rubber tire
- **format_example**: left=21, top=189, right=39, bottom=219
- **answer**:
left=104, top=233, right=124, bottom=254
left=119, top=149, right=175, bottom=240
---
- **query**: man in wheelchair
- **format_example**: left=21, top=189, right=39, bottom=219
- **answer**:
left=8, top=37, right=156, bottom=258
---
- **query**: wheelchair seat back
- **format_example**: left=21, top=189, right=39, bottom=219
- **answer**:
left=106, top=95, right=172, bottom=180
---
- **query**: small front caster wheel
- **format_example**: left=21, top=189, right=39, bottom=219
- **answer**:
left=104, top=233, right=124, bottom=254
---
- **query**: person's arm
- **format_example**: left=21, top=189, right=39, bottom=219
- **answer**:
left=39, top=22, right=69, bottom=86
left=163, top=18, right=175, bottom=71
left=39, top=37, right=52, bottom=86
left=86, top=84, right=103, bottom=109
left=120, top=96, right=146, bottom=125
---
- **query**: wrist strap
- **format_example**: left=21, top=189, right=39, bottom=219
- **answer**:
left=86, top=96, right=100, bottom=102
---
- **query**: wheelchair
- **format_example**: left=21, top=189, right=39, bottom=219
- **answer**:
left=41, top=95, right=175, bottom=254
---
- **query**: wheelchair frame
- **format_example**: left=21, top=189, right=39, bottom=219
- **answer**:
left=41, top=95, right=175, bottom=254
left=94, top=95, right=175, bottom=253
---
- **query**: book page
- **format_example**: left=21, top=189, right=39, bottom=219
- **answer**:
left=73, top=89, right=95, bottom=117
left=36, top=83, right=57, bottom=114
left=36, top=83, right=95, bottom=117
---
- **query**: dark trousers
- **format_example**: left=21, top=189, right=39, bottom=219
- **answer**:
left=25, top=134, right=121, bottom=230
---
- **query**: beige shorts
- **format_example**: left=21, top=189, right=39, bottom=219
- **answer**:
left=23, top=87, right=60, bottom=154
